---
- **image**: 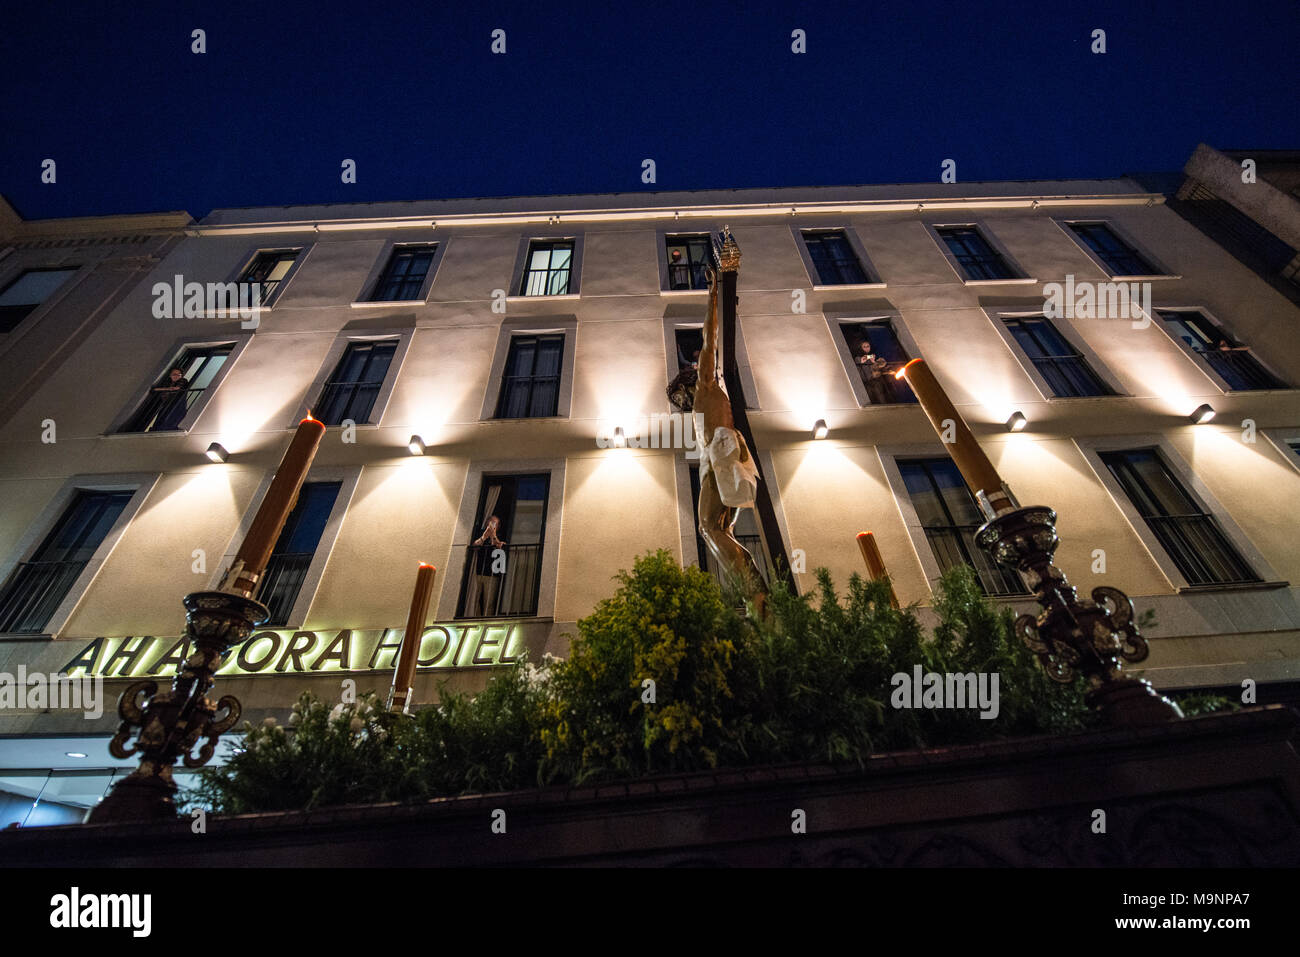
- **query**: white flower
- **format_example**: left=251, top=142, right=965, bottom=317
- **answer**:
left=288, top=711, right=300, bottom=726
left=329, top=703, right=346, bottom=721
left=349, top=716, right=364, bottom=732
left=262, top=717, right=277, bottom=728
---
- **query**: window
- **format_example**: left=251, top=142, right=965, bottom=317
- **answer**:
left=1288, top=440, right=1300, bottom=461
left=802, top=230, right=869, bottom=285
left=369, top=245, right=437, bottom=302
left=457, top=474, right=549, bottom=618
left=121, top=345, right=233, bottom=433
left=1003, top=316, right=1113, bottom=397
left=519, top=241, right=574, bottom=296
left=665, top=235, right=712, bottom=290
left=0, top=268, right=78, bottom=332
left=1158, top=310, right=1285, bottom=391
left=238, top=250, right=300, bottom=305
left=687, top=464, right=769, bottom=586
left=935, top=227, right=1016, bottom=280
left=673, top=328, right=703, bottom=372
left=256, top=481, right=342, bottom=626
left=1100, top=449, right=1258, bottom=587
left=495, top=335, right=563, bottom=418
left=898, top=458, right=1026, bottom=597
left=316, top=340, right=397, bottom=425
left=839, top=321, right=917, bottom=405
left=0, top=490, right=133, bottom=633
left=1067, top=223, right=1156, bottom=276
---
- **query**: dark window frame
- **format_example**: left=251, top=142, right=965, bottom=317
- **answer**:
left=237, top=249, right=302, bottom=306
left=801, top=229, right=871, bottom=285
left=494, top=334, right=564, bottom=419
left=518, top=240, right=575, bottom=296
left=1066, top=222, right=1158, bottom=276
left=0, top=267, right=80, bottom=333
left=898, top=457, right=1029, bottom=597
left=1157, top=309, right=1286, bottom=391
left=255, top=480, right=343, bottom=627
left=368, top=244, right=439, bottom=302
left=664, top=234, right=713, bottom=290
left=120, top=344, right=235, bottom=433
left=1099, top=448, right=1259, bottom=587
left=1003, top=315, right=1115, bottom=398
left=838, top=320, right=918, bottom=405
left=934, top=226, right=1018, bottom=281
left=456, top=473, right=551, bottom=619
left=0, top=489, right=134, bottom=634
left=314, top=339, right=399, bottom=426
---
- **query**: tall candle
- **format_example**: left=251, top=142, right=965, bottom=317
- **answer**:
left=856, top=531, right=899, bottom=608
left=896, top=359, right=1015, bottom=517
left=222, top=414, right=327, bottom=596
left=389, top=563, right=437, bottom=714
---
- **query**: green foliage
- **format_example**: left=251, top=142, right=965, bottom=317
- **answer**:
left=1168, top=691, right=1237, bottom=718
left=538, top=550, right=748, bottom=782
left=189, top=551, right=1181, bottom=815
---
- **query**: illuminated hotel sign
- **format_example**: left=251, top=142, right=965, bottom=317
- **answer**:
left=59, top=621, right=542, bottom=679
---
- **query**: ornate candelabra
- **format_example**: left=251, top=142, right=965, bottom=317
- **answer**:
left=89, top=591, right=267, bottom=822
left=975, top=505, right=1182, bottom=726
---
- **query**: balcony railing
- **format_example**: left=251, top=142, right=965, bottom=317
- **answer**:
left=457, top=543, right=544, bottom=618
left=861, top=364, right=917, bottom=404
left=0, top=560, right=86, bottom=633
left=316, top=380, right=381, bottom=426
left=1146, top=514, right=1259, bottom=586
left=1198, top=348, right=1285, bottom=391
left=667, top=262, right=709, bottom=290
left=923, top=526, right=1028, bottom=597
left=812, top=257, right=869, bottom=285
left=257, top=553, right=313, bottom=626
left=1028, top=355, right=1111, bottom=397
left=121, top=387, right=206, bottom=433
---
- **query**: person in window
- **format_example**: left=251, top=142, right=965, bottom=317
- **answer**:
left=855, top=341, right=891, bottom=404
left=468, top=514, right=507, bottom=616
left=151, top=367, right=191, bottom=430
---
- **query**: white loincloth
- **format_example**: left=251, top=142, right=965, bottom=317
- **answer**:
left=694, top=415, right=759, bottom=508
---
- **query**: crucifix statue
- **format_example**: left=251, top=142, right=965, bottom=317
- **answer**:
left=669, top=227, right=790, bottom=615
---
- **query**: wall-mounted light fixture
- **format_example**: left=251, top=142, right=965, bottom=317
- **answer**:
left=204, top=442, right=228, bottom=463
left=408, top=435, right=426, bottom=455
left=812, top=419, right=829, bottom=440
left=1005, top=411, right=1028, bottom=432
left=1189, top=404, right=1216, bottom=425
left=612, top=426, right=626, bottom=448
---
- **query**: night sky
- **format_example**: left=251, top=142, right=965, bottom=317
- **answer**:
left=3, top=0, right=1297, bottom=220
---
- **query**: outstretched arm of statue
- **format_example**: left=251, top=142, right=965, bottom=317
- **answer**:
left=699, top=266, right=723, bottom=388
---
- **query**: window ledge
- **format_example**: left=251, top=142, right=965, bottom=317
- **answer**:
left=0, top=633, right=53, bottom=641
left=101, top=428, right=188, bottom=439
left=1105, top=274, right=1181, bottom=282
left=1174, top=580, right=1289, bottom=595
left=350, top=299, right=426, bottom=308
left=962, top=277, right=1038, bottom=286
left=505, top=294, right=580, bottom=302
left=811, top=282, right=887, bottom=291
left=660, top=288, right=708, bottom=296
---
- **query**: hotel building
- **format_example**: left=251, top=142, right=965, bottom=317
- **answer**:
left=2, top=169, right=1298, bottom=823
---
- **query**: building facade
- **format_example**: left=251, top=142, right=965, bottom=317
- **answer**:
left=2, top=174, right=1299, bottom=823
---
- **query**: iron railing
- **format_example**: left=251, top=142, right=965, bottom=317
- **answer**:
left=1146, top=514, right=1259, bottom=586
left=924, top=526, right=1028, bottom=597
left=1198, top=348, right=1285, bottom=391
left=456, top=543, right=544, bottom=618
left=257, top=553, right=313, bottom=626
left=121, top=387, right=206, bottom=433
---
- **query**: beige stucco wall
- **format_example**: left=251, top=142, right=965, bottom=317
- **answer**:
left=2, top=179, right=1299, bottom=733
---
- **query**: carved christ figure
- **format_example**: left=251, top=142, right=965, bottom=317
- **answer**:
left=692, top=256, right=767, bottom=609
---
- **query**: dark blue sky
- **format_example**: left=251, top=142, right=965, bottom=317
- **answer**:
left=3, top=0, right=1296, bottom=220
